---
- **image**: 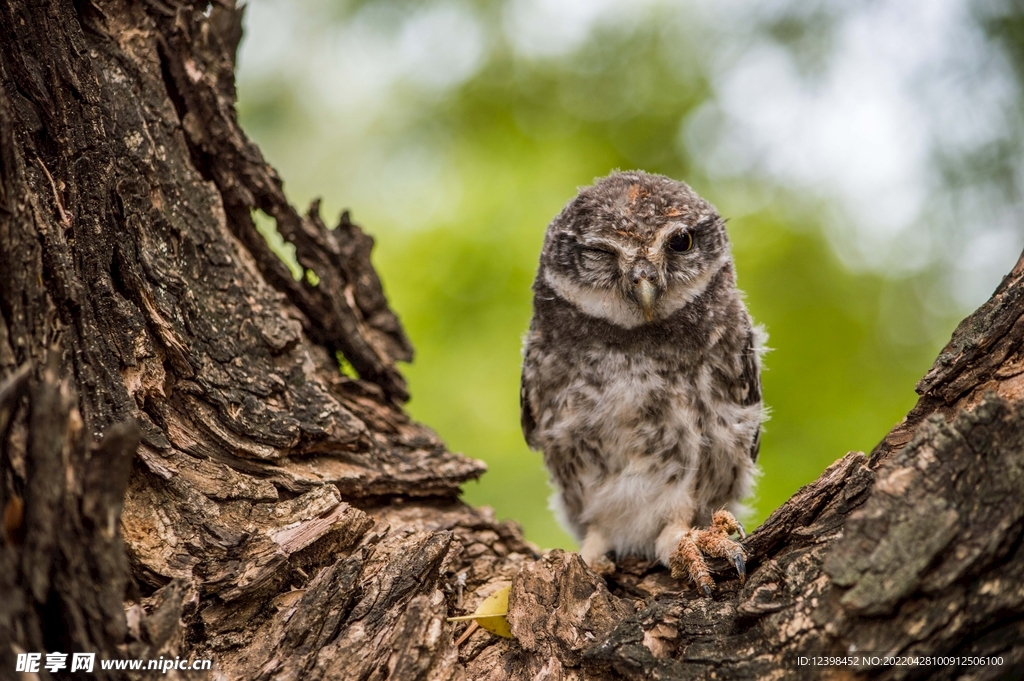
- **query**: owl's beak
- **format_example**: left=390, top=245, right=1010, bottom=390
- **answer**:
left=634, top=279, right=659, bottom=322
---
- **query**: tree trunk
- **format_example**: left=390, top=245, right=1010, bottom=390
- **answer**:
left=1, top=2, right=1022, bottom=680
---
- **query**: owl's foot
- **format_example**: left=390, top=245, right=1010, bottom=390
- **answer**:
left=590, top=554, right=616, bottom=576
left=669, top=510, right=747, bottom=596
left=580, top=529, right=617, bottom=575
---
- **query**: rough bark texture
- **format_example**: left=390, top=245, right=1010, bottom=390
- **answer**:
left=1, top=2, right=1023, bottom=680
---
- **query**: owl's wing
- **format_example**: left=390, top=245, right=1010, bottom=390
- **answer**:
left=520, top=367, right=537, bottom=449
left=736, top=328, right=762, bottom=462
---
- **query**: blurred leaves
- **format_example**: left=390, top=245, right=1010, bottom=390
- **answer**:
left=238, top=0, right=1021, bottom=550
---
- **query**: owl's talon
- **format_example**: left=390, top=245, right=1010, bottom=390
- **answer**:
left=733, top=553, right=746, bottom=583
left=701, top=584, right=712, bottom=598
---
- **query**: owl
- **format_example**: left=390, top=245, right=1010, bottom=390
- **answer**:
left=520, top=170, right=765, bottom=594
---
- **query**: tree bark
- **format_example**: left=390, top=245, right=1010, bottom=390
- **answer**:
left=0, top=2, right=1022, bottom=680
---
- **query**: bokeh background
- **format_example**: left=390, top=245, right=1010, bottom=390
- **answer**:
left=235, top=0, right=1024, bottom=550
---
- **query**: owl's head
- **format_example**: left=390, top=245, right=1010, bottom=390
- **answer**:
left=539, top=171, right=733, bottom=328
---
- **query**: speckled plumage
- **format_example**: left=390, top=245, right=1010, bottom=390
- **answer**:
left=520, top=170, right=765, bottom=576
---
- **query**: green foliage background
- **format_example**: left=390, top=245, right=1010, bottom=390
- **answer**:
left=237, top=0, right=1024, bottom=550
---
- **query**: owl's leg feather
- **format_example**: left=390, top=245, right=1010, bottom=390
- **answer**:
left=580, top=528, right=616, bottom=576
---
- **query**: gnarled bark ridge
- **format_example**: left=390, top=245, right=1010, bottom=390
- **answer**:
left=1, top=2, right=1022, bottom=679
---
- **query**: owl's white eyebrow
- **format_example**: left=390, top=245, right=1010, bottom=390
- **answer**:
left=579, top=238, right=618, bottom=249
left=690, top=215, right=717, bottom=230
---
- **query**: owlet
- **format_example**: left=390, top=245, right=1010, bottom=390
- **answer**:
left=520, top=170, right=765, bottom=594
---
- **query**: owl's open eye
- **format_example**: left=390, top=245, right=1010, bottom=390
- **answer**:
left=668, top=232, right=693, bottom=253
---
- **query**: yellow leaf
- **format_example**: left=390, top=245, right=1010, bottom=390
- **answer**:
left=446, top=584, right=513, bottom=639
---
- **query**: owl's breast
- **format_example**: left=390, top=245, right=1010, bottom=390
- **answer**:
left=528, top=336, right=760, bottom=544
left=535, top=347, right=704, bottom=471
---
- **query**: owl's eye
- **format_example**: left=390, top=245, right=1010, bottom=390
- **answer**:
left=580, top=245, right=615, bottom=258
left=668, top=232, right=693, bottom=253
